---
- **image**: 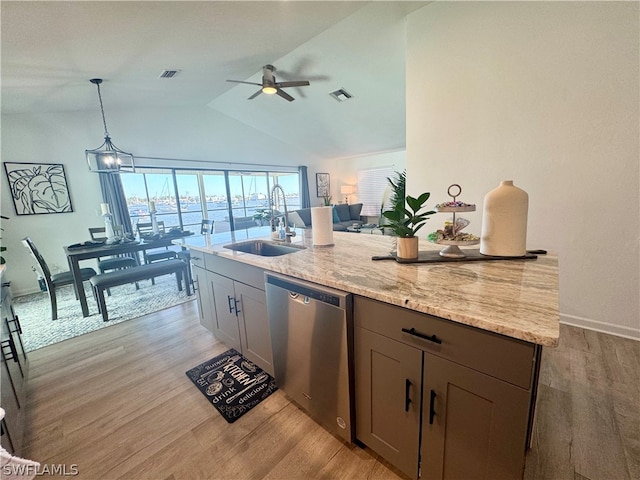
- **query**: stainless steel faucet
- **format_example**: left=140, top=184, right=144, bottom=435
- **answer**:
left=269, top=184, right=296, bottom=242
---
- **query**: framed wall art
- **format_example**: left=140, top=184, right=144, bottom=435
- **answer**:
left=316, top=173, right=330, bottom=197
left=3, top=162, right=73, bottom=215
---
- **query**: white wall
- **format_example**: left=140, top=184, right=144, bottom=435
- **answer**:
left=302, top=150, right=406, bottom=214
left=406, top=2, right=639, bottom=339
left=1, top=105, right=316, bottom=296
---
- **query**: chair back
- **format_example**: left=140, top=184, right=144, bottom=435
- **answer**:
left=89, top=226, right=125, bottom=241
left=21, top=237, right=55, bottom=292
left=201, top=219, right=214, bottom=234
left=137, top=221, right=166, bottom=236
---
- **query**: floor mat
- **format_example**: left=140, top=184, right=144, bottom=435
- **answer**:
left=186, top=348, right=278, bottom=423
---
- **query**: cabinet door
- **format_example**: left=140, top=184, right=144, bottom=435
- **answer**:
left=235, top=282, right=274, bottom=376
left=356, top=327, right=422, bottom=479
left=1, top=299, right=25, bottom=455
left=1, top=356, right=21, bottom=454
left=192, top=265, right=213, bottom=333
left=208, top=271, right=242, bottom=352
left=421, top=353, right=531, bottom=480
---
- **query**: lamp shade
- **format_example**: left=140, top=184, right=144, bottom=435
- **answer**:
left=340, top=185, right=355, bottom=195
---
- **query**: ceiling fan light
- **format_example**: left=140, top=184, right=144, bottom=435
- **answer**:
left=262, top=86, right=277, bottom=95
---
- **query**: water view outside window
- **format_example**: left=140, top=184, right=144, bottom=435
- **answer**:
left=120, top=167, right=301, bottom=234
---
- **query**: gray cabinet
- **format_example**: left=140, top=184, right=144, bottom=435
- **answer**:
left=189, top=250, right=274, bottom=376
left=1, top=280, right=28, bottom=455
left=208, top=271, right=243, bottom=352
left=421, top=353, right=532, bottom=480
left=192, top=263, right=213, bottom=333
left=355, top=327, right=422, bottom=478
left=355, top=295, right=539, bottom=480
left=234, top=281, right=272, bottom=374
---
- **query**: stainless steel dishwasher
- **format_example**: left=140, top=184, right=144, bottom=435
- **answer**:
left=265, top=272, right=354, bottom=443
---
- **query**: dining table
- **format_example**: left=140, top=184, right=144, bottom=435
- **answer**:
left=64, top=232, right=193, bottom=317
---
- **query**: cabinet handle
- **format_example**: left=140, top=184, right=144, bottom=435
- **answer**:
left=227, top=295, right=235, bottom=313
left=192, top=255, right=201, bottom=261
left=6, top=315, right=22, bottom=335
left=405, top=379, right=412, bottom=412
left=1, top=337, right=18, bottom=363
left=401, top=327, right=442, bottom=345
left=429, top=389, right=437, bottom=424
left=234, top=298, right=241, bottom=316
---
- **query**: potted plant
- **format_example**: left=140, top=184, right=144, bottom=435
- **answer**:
left=382, top=173, right=435, bottom=259
left=322, top=195, right=332, bottom=206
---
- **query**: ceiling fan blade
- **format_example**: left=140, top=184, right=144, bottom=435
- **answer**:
left=276, top=89, right=295, bottom=102
left=277, top=80, right=310, bottom=88
left=248, top=89, right=263, bottom=100
left=227, top=80, right=262, bottom=86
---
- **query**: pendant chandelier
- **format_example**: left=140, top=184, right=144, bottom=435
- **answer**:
left=85, top=78, right=135, bottom=173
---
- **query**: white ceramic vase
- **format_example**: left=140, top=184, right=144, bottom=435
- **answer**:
left=480, top=180, right=528, bottom=257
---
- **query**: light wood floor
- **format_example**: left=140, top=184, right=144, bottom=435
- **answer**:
left=22, top=301, right=639, bottom=480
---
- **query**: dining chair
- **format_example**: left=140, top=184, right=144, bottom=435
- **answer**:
left=201, top=219, right=215, bottom=234
left=88, top=226, right=139, bottom=295
left=136, top=221, right=177, bottom=285
left=22, top=237, right=97, bottom=321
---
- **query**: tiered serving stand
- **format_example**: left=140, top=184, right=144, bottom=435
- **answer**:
left=432, top=184, right=479, bottom=258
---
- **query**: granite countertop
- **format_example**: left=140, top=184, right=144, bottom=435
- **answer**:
left=175, top=228, right=559, bottom=347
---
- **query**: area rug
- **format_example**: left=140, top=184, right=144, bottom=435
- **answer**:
left=186, top=349, right=278, bottom=423
left=13, top=275, right=194, bottom=352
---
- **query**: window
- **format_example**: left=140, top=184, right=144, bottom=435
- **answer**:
left=120, top=166, right=300, bottom=233
left=357, top=167, right=395, bottom=217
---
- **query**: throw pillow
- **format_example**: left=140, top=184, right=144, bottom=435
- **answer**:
left=332, top=206, right=341, bottom=223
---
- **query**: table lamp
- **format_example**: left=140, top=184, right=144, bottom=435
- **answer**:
left=340, top=185, right=355, bottom=204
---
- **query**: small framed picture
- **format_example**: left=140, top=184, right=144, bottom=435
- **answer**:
left=316, top=173, right=330, bottom=197
left=3, top=162, right=73, bottom=215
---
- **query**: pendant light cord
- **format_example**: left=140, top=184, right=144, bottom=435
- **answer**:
left=92, top=79, right=110, bottom=138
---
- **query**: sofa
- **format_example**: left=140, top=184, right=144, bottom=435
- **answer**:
left=289, top=203, right=364, bottom=231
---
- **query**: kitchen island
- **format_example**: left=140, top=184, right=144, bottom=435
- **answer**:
left=176, top=228, right=559, bottom=479
left=176, top=228, right=558, bottom=346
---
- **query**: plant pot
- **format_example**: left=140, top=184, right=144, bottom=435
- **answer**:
left=397, top=236, right=419, bottom=260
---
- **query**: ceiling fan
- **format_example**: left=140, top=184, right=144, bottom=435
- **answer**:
left=226, top=64, right=310, bottom=102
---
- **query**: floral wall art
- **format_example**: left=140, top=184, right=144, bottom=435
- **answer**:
left=4, top=162, right=73, bottom=215
left=316, top=173, right=330, bottom=198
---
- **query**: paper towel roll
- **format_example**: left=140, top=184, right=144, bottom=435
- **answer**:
left=311, top=206, right=334, bottom=247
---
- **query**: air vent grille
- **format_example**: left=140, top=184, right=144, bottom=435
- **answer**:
left=329, top=88, right=353, bottom=102
left=159, top=70, right=181, bottom=79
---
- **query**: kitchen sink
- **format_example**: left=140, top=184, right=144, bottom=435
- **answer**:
left=223, top=240, right=306, bottom=257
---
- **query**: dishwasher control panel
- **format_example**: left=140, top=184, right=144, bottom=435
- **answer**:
left=266, top=273, right=342, bottom=306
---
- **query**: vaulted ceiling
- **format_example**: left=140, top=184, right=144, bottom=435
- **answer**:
left=2, top=1, right=428, bottom=160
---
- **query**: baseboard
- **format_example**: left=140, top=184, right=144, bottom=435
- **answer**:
left=10, top=286, right=43, bottom=298
left=560, top=313, right=640, bottom=341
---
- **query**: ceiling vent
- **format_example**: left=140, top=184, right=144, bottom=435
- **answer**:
left=329, top=88, right=353, bottom=102
left=159, top=69, right=181, bottom=79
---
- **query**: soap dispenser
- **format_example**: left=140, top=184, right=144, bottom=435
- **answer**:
left=278, top=218, right=286, bottom=240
